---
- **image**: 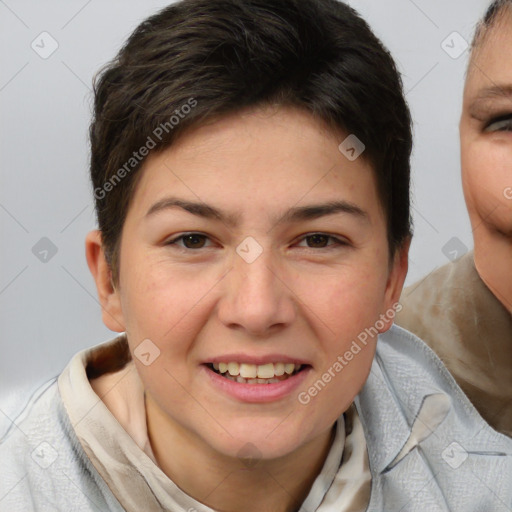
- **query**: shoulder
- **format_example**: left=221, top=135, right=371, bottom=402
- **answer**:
left=0, top=378, right=63, bottom=457
left=357, top=324, right=512, bottom=510
left=0, top=377, right=123, bottom=511
left=394, top=252, right=480, bottom=383
left=362, top=323, right=480, bottom=430
left=395, top=251, right=512, bottom=436
left=395, top=251, right=476, bottom=340
left=0, top=380, right=67, bottom=509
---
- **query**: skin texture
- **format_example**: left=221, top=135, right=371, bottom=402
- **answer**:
left=461, top=7, right=512, bottom=313
left=86, top=106, right=408, bottom=512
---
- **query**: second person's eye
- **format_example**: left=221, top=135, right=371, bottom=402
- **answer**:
left=485, top=114, right=512, bottom=132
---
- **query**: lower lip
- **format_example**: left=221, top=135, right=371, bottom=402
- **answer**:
left=203, top=365, right=311, bottom=403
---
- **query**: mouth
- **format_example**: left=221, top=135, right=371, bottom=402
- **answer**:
left=206, top=361, right=307, bottom=384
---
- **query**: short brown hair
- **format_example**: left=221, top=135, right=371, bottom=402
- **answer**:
left=89, top=0, right=412, bottom=286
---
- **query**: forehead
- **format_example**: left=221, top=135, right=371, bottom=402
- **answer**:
left=129, top=106, right=379, bottom=218
left=467, top=8, right=512, bottom=92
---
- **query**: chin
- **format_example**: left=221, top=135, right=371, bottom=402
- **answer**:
left=210, top=421, right=312, bottom=462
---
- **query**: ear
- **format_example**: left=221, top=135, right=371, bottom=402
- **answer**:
left=85, top=230, right=126, bottom=333
left=378, top=236, right=411, bottom=333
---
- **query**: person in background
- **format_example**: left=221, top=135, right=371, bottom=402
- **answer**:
left=397, top=0, right=512, bottom=437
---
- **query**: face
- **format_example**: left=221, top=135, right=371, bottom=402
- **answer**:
left=91, top=106, right=407, bottom=461
left=461, top=9, right=512, bottom=239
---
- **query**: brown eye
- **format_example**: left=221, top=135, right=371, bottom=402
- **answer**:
left=167, top=233, right=210, bottom=249
left=182, top=234, right=207, bottom=248
left=296, top=233, right=346, bottom=249
left=305, top=234, right=330, bottom=248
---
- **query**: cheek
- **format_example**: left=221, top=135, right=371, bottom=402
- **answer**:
left=120, top=259, right=221, bottom=348
left=121, top=264, right=221, bottom=408
left=463, top=142, right=512, bottom=229
left=298, top=316, right=377, bottom=428
left=304, top=270, right=382, bottom=423
left=296, top=262, right=387, bottom=341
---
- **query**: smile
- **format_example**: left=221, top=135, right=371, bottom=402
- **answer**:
left=207, top=362, right=304, bottom=384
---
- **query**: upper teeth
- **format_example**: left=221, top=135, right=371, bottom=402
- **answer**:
left=213, top=362, right=300, bottom=379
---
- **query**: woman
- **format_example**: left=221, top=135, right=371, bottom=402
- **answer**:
left=397, top=0, right=512, bottom=437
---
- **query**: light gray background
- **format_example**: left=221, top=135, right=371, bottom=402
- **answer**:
left=0, top=0, right=489, bottom=424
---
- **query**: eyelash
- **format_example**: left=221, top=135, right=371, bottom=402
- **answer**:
left=484, top=114, right=512, bottom=133
left=165, top=232, right=349, bottom=251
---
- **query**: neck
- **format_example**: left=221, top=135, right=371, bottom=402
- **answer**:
left=473, top=229, right=512, bottom=314
left=145, top=393, right=336, bottom=512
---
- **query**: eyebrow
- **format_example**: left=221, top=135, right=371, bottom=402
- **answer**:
left=470, top=85, right=512, bottom=111
left=468, top=84, right=512, bottom=120
left=145, top=197, right=369, bottom=227
left=472, top=84, right=512, bottom=102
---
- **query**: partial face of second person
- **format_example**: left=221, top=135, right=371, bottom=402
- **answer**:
left=460, top=6, right=512, bottom=310
left=88, top=106, right=407, bottom=463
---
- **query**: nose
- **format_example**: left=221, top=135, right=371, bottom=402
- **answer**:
left=217, top=248, right=296, bottom=337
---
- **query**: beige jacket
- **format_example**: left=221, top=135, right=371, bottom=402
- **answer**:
left=397, top=251, right=512, bottom=436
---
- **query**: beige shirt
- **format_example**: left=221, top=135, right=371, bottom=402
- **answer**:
left=397, top=251, right=512, bottom=437
left=57, top=334, right=371, bottom=511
